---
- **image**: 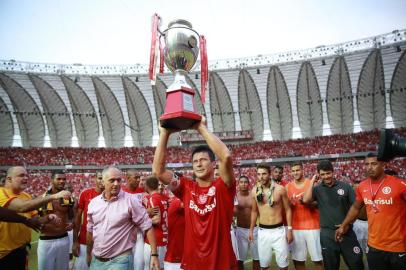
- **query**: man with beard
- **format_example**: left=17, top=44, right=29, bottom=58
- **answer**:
left=234, top=175, right=259, bottom=270
left=250, top=163, right=292, bottom=270
left=72, top=171, right=104, bottom=270
left=271, top=165, right=288, bottom=186
left=336, top=153, right=406, bottom=269
left=303, top=160, right=363, bottom=270
left=38, top=170, right=74, bottom=270
left=0, top=166, right=70, bottom=270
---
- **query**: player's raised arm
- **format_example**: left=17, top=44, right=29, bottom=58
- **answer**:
left=193, top=116, right=234, bottom=187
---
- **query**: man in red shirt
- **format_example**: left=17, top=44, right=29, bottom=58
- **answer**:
left=143, top=176, right=169, bottom=270
left=123, top=170, right=147, bottom=270
left=123, top=170, right=145, bottom=195
left=272, top=165, right=288, bottom=186
left=153, top=116, right=237, bottom=270
left=164, top=195, right=184, bottom=270
left=336, top=153, right=406, bottom=270
left=72, top=171, right=104, bottom=270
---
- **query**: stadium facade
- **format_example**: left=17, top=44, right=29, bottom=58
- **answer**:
left=0, top=29, right=405, bottom=148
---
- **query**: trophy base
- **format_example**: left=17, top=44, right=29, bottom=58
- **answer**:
left=160, top=112, right=202, bottom=130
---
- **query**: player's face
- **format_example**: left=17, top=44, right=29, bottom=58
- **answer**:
left=257, top=168, right=270, bottom=186
left=7, top=167, right=29, bottom=192
left=238, top=178, right=250, bottom=192
left=272, top=168, right=283, bottom=181
left=319, top=169, right=333, bottom=185
left=139, top=176, right=146, bottom=188
left=290, top=165, right=303, bottom=181
left=103, top=168, right=122, bottom=197
left=95, top=172, right=104, bottom=191
left=192, top=152, right=215, bottom=180
left=127, top=173, right=140, bottom=189
left=158, top=183, right=165, bottom=194
left=365, top=157, right=385, bottom=180
left=52, top=174, right=66, bottom=191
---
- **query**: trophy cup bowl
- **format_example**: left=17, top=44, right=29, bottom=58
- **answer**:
left=160, top=19, right=202, bottom=130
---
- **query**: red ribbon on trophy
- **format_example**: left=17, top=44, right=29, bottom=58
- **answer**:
left=149, top=13, right=160, bottom=83
left=159, top=39, right=165, bottom=74
left=200, top=35, right=208, bottom=104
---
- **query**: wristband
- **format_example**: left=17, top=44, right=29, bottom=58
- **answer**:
left=287, top=226, right=292, bottom=230
left=151, top=253, right=158, bottom=257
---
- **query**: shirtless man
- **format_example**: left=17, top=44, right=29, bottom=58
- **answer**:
left=38, top=171, right=74, bottom=270
left=249, top=163, right=293, bottom=270
left=234, top=175, right=260, bottom=270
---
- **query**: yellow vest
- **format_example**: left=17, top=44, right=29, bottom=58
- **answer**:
left=0, top=187, right=36, bottom=259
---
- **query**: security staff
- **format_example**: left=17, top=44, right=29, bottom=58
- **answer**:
left=303, top=160, right=364, bottom=270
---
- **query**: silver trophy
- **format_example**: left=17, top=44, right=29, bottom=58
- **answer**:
left=159, top=19, right=202, bottom=130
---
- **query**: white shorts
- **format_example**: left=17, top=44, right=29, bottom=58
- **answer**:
left=164, top=261, right=181, bottom=270
left=38, top=235, right=70, bottom=270
left=143, top=243, right=166, bottom=270
left=73, top=244, right=89, bottom=270
left=291, top=229, right=322, bottom=262
left=68, top=230, right=73, bottom=252
left=133, top=230, right=145, bottom=270
left=235, top=227, right=259, bottom=261
left=230, top=227, right=239, bottom=258
left=258, top=225, right=289, bottom=268
left=353, top=220, right=368, bottom=254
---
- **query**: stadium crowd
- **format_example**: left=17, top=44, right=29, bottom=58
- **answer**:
left=2, top=129, right=405, bottom=167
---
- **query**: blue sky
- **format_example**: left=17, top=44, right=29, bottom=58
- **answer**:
left=1, top=0, right=405, bottom=65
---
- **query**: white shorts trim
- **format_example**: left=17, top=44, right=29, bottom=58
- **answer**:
left=72, top=244, right=89, bottom=270
left=133, top=230, right=145, bottom=270
left=291, top=229, right=322, bottom=262
left=164, top=261, right=182, bottom=270
left=258, top=226, right=289, bottom=268
left=143, top=243, right=166, bottom=270
left=235, top=227, right=259, bottom=261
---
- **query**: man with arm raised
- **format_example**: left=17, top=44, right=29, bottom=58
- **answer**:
left=152, top=116, right=237, bottom=270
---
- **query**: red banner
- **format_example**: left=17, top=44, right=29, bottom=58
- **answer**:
left=200, top=35, right=208, bottom=104
left=149, top=14, right=159, bottom=82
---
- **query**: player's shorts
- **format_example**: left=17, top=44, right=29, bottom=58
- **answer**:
left=133, top=230, right=145, bottom=270
left=353, top=219, right=368, bottom=254
left=163, top=261, right=181, bottom=270
left=235, top=227, right=259, bottom=261
left=231, top=226, right=239, bottom=257
left=143, top=243, right=166, bottom=270
left=258, top=223, right=289, bottom=268
left=291, top=229, right=322, bottom=262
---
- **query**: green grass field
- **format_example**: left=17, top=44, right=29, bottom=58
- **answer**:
left=28, top=231, right=361, bottom=270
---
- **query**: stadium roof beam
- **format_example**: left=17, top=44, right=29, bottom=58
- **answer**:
left=267, top=66, right=293, bottom=140
left=29, top=74, right=72, bottom=147
left=357, top=49, right=386, bottom=131
left=0, top=73, right=45, bottom=147
left=92, top=76, right=125, bottom=148
left=0, top=96, right=14, bottom=146
left=296, top=62, right=323, bottom=138
left=209, top=72, right=235, bottom=132
left=238, top=69, right=264, bottom=141
left=326, top=56, right=354, bottom=134
left=122, top=76, right=153, bottom=147
left=61, top=75, right=99, bottom=147
left=390, top=50, right=406, bottom=128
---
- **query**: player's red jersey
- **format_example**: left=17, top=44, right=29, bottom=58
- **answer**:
left=355, top=175, right=406, bottom=252
left=172, top=176, right=238, bottom=270
left=144, top=192, right=169, bottom=246
left=77, top=188, right=101, bottom=244
left=122, top=186, right=144, bottom=194
left=164, top=197, right=185, bottom=263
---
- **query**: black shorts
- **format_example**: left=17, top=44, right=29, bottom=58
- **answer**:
left=367, top=245, right=406, bottom=270
left=0, top=245, right=28, bottom=270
